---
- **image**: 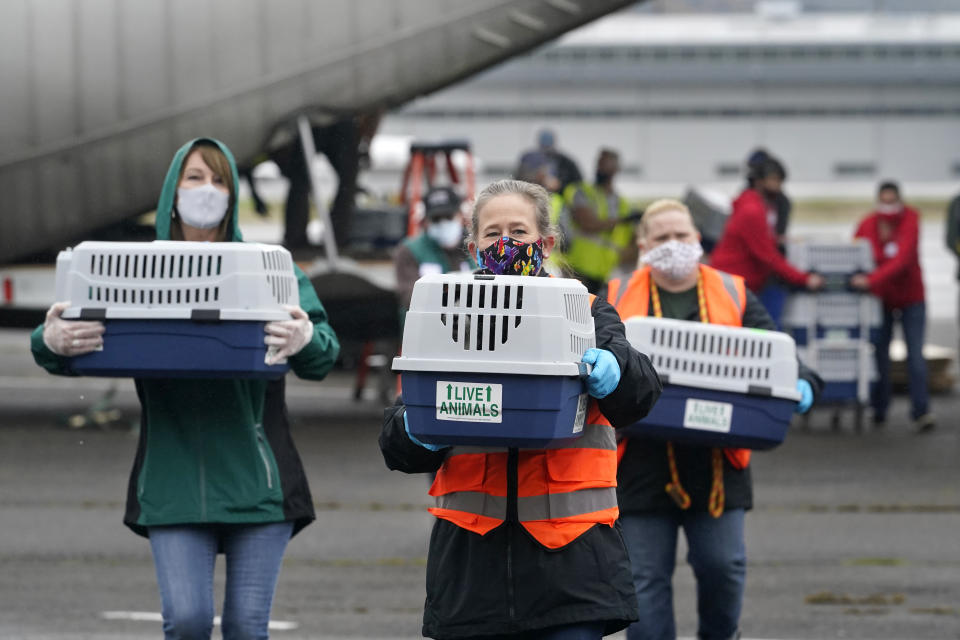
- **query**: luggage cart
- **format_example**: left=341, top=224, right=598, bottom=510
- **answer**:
left=783, top=239, right=878, bottom=431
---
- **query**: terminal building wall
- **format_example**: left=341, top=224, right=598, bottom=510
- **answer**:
left=383, top=22, right=960, bottom=197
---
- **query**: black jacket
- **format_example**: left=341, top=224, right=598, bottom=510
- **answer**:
left=616, top=289, right=823, bottom=514
left=380, top=295, right=661, bottom=638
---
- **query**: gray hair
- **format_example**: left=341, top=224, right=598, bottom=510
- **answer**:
left=469, top=179, right=559, bottom=245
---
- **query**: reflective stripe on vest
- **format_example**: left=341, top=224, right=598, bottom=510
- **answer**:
left=607, top=264, right=751, bottom=469
left=436, top=485, right=617, bottom=522
left=429, top=418, right=619, bottom=549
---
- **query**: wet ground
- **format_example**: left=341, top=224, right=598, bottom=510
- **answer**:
left=1, top=314, right=958, bottom=640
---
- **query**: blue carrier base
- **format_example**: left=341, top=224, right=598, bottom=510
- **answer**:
left=401, top=371, right=586, bottom=448
left=68, top=319, right=290, bottom=379
left=818, top=381, right=863, bottom=403
left=620, top=384, right=795, bottom=450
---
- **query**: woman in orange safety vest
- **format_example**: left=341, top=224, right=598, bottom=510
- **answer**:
left=380, top=179, right=661, bottom=640
left=606, top=199, right=821, bottom=640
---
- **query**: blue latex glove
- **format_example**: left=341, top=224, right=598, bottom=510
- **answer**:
left=581, top=348, right=621, bottom=399
left=404, top=411, right=444, bottom=451
left=795, top=379, right=814, bottom=414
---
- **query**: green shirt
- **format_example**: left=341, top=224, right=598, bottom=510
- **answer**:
left=655, top=285, right=699, bottom=321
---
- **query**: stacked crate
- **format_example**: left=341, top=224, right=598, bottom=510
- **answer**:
left=782, top=239, right=880, bottom=429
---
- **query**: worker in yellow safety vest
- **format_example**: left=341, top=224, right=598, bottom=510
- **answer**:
left=561, top=148, right=638, bottom=293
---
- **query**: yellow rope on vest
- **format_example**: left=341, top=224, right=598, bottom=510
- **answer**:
left=707, top=448, right=725, bottom=517
left=664, top=441, right=691, bottom=510
left=651, top=275, right=726, bottom=519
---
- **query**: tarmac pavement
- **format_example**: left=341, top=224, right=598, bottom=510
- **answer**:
left=1, top=283, right=959, bottom=639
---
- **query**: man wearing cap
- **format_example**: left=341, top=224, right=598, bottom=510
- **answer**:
left=515, top=128, right=583, bottom=194
left=394, top=187, right=475, bottom=320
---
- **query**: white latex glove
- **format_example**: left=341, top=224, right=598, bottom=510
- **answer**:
left=42, top=302, right=105, bottom=356
left=263, top=305, right=313, bottom=365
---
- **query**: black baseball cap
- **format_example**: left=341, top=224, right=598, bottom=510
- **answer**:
left=423, top=187, right=462, bottom=219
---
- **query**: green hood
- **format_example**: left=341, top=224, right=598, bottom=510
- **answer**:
left=155, top=137, right=243, bottom=242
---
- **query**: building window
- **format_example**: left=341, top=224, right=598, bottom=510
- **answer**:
left=715, top=162, right=742, bottom=178
left=834, top=162, right=876, bottom=177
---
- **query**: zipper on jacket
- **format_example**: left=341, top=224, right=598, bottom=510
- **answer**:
left=254, top=425, right=274, bottom=489
left=198, top=449, right=207, bottom=521
left=506, top=447, right=518, bottom=620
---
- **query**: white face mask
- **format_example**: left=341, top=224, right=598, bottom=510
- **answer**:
left=176, top=184, right=230, bottom=230
left=876, top=201, right=903, bottom=216
left=640, top=239, right=704, bottom=281
left=426, top=218, right=464, bottom=249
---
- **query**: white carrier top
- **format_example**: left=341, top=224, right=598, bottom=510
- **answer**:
left=625, top=316, right=800, bottom=401
left=786, top=238, right=875, bottom=274
left=393, top=273, right=595, bottom=376
left=55, top=241, right=298, bottom=321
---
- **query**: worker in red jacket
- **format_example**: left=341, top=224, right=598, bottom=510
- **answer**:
left=710, top=157, right=823, bottom=318
left=851, top=181, right=935, bottom=432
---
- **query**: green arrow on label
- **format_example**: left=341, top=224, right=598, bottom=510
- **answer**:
left=447, top=384, right=453, bottom=400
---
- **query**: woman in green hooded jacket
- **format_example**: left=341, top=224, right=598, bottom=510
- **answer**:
left=32, top=138, right=340, bottom=639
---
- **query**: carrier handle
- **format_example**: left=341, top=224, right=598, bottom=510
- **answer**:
left=577, top=362, right=593, bottom=379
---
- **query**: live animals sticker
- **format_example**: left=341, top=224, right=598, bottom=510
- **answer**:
left=436, top=381, right=502, bottom=423
left=683, top=398, right=733, bottom=433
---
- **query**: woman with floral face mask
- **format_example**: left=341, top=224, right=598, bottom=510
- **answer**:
left=380, top=179, right=661, bottom=640
left=33, top=138, right=340, bottom=639
left=605, top=199, right=822, bottom=640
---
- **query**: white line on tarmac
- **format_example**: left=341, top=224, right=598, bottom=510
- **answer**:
left=100, top=611, right=298, bottom=630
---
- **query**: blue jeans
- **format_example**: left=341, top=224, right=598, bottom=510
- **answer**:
left=757, top=283, right=788, bottom=330
left=872, top=302, right=929, bottom=420
left=148, top=522, right=294, bottom=640
left=621, top=510, right=746, bottom=640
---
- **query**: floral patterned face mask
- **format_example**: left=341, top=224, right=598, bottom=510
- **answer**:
left=476, top=236, right=544, bottom=276
left=640, top=239, right=704, bottom=281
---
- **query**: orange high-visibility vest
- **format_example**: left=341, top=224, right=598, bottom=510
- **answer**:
left=606, top=265, right=751, bottom=470
left=428, top=293, right=621, bottom=550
